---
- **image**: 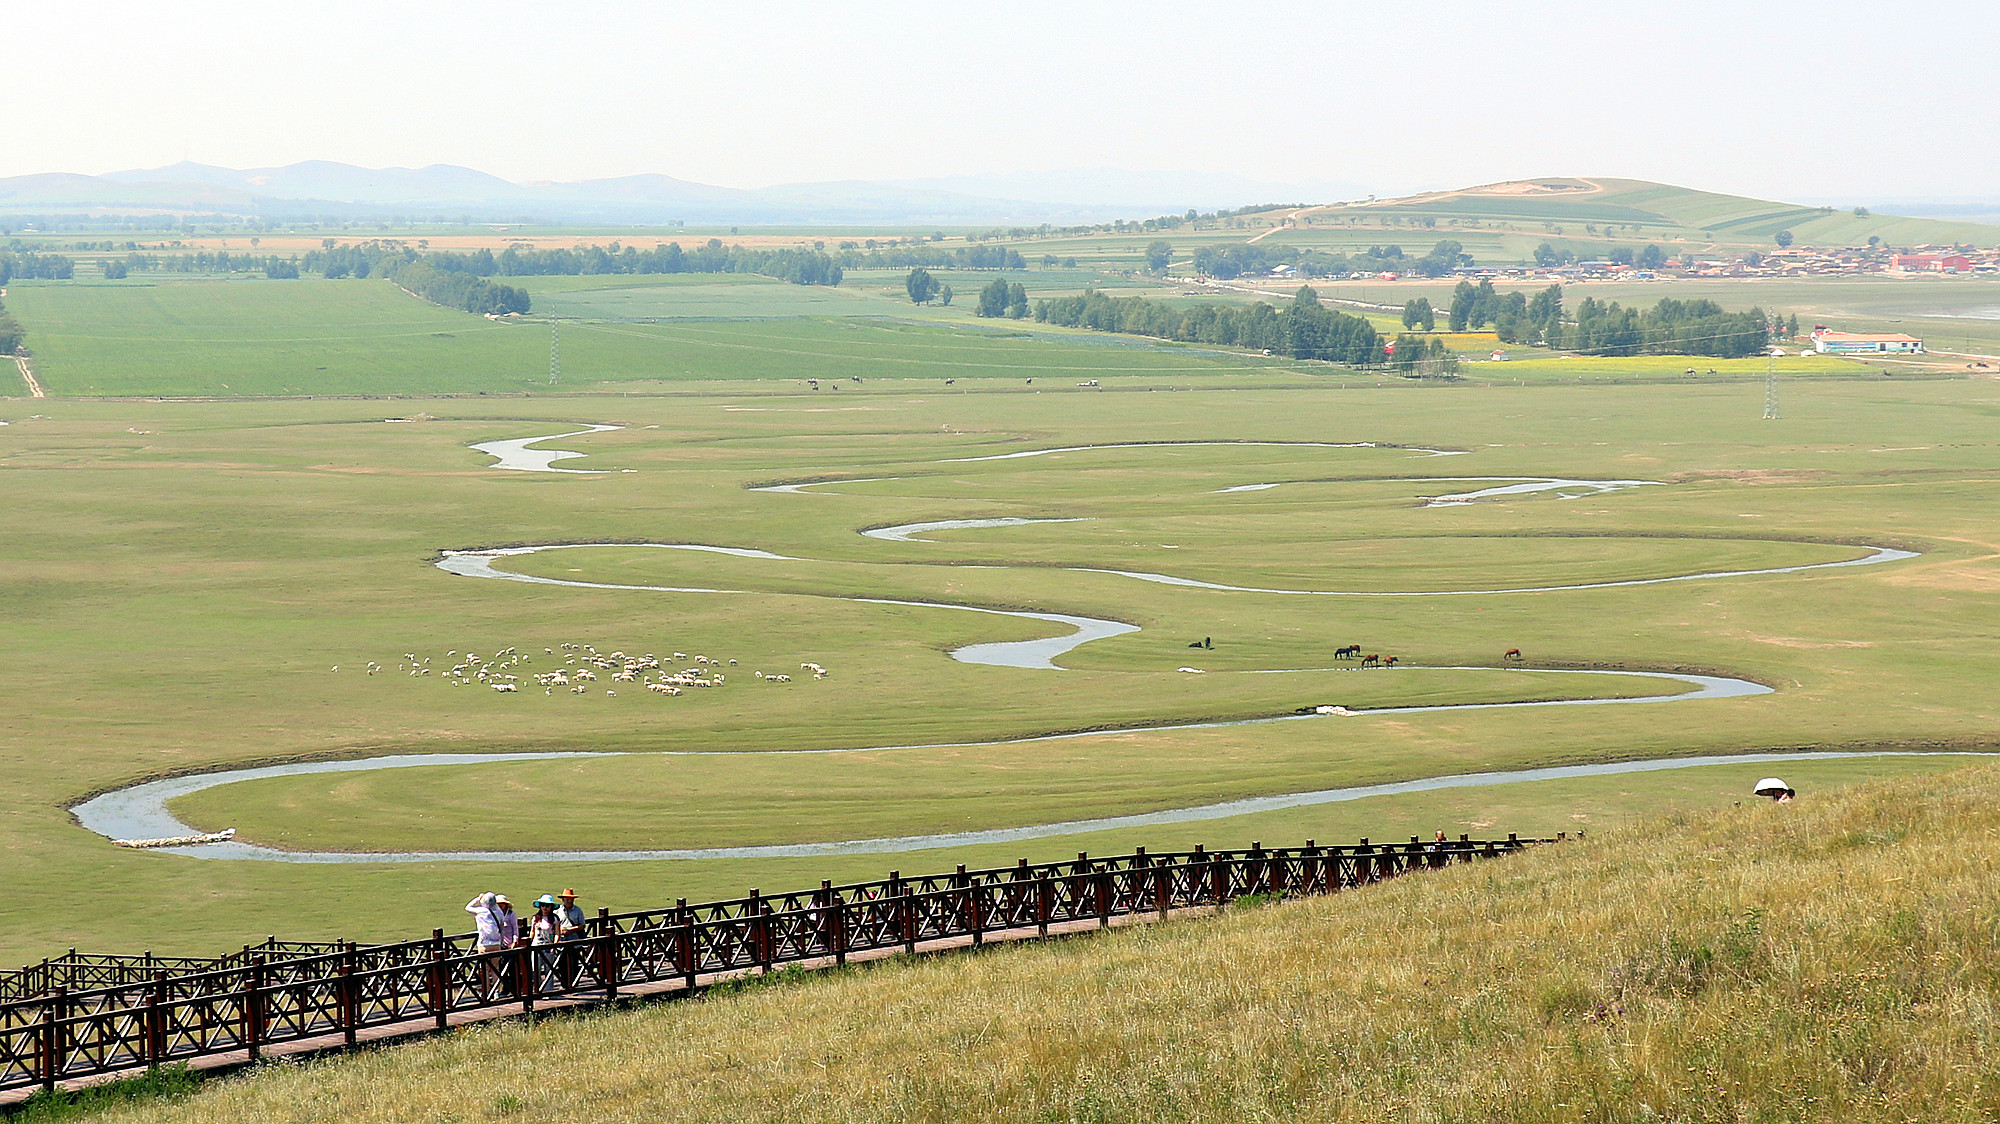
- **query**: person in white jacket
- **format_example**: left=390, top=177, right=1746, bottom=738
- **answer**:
left=465, top=892, right=519, bottom=996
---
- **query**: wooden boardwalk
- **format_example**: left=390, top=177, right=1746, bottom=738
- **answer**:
left=0, top=836, right=1556, bottom=1103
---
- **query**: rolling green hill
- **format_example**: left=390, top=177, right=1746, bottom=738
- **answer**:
left=75, top=763, right=2000, bottom=1124
left=1297, top=176, right=2000, bottom=251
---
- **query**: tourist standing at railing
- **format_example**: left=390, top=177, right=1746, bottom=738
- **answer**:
left=529, top=895, right=561, bottom=990
left=466, top=892, right=509, bottom=951
left=494, top=896, right=520, bottom=947
left=555, top=889, right=586, bottom=941
left=465, top=892, right=516, bottom=997
left=553, top=888, right=587, bottom=988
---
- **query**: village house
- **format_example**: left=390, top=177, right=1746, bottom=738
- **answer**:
left=1811, top=327, right=1925, bottom=355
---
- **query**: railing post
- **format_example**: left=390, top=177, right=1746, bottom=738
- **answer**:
left=342, top=943, right=359, bottom=1045
left=1082, top=854, right=1107, bottom=928
left=757, top=899, right=775, bottom=976
left=429, top=928, right=447, bottom=1030
left=899, top=887, right=917, bottom=956
left=148, top=971, right=166, bottom=1065
left=675, top=899, right=697, bottom=989
left=598, top=907, right=619, bottom=998
left=958, top=866, right=983, bottom=948
left=44, top=986, right=65, bottom=1091
left=1154, top=855, right=1170, bottom=920
left=828, top=889, right=848, bottom=968
left=245, top=956, right=263, bottom=1061
left=1035, top=865, right=1051, bottom=938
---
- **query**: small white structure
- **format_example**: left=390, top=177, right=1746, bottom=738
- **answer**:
left=1812, top=329, right=1923, bottom=355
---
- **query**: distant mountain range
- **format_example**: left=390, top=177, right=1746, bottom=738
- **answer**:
left=0, top=162, right=1372, bottom=225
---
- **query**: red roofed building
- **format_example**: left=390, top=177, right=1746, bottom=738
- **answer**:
left=1891, top=253, right=1972, bottom=273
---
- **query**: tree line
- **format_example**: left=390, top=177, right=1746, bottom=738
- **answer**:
left=1033, top=286, right=1384, bottom=364
left=1186, top=239, right=1476, bottom=281
left=382, top=259, right=530, bottom=316
left=0, top=292, right=23, bottom=354
left=0, top=252, right=75, bottom=282
left=1432, top=283, right=1769, bottom=357
left=1566, top=297, right=1770, bottom=358
left=422, top=240, right=843, bottom=286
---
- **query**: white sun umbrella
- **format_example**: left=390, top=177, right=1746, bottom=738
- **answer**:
left=1752, top=777, right=1794, bottom=797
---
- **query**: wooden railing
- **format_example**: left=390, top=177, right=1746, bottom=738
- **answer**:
left=0, top=835, right=1554, bottom=1095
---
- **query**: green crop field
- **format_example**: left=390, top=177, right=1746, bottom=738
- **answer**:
left=0, top=277, right=1324, bottom=397
left=4, top=342, right=2000, bottom=967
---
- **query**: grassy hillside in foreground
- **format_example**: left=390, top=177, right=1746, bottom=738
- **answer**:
left=89, top=764, right=2000, bottom=1124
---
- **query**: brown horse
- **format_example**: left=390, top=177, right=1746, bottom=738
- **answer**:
left=1335, top=644, right=1362, bottom=660
left=1503, top=648, right=1523, bottom=662
left=1360, top=653, right=1381, bottom=668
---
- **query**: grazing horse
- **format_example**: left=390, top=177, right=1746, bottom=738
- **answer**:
left=1360, top=653, right=1381, bottom=668
left=1335, top=644, right=1362, bottom=660
left=1503, top=648, right=1523, bottom=662
left=1383, top=655, right=1399, bottom=667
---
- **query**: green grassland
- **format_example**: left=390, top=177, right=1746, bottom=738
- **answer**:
left=0, top=277, right=1324, bottom=397
left=3, top=365, right=2000, bottom=965
left=86, top=764, right=2000, bottom=1124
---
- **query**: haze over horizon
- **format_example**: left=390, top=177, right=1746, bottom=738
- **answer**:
left=6, top=0, right=1999, bottom=208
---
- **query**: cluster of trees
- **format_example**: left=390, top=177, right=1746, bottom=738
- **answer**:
left=1405, top=240, right=1472, bottom=277
left=286, top=239, right=845, bottom=289
left=1190, top=239, right=1478, bottom=281
left=1566, top=297, right=1769, bottom=358
left=106, top=251, right=300, bottom=278
left=1191, top=244, right=1278, bottom=280
left=303, top=243, right=395, bottom=279
left=849, top=244, right=1026, bottom=271
left=903, top=268, right=953, bottom=305
left=0, top=252, right=75, bottom=282
left=1449, top=281, right=1565, bottom=343
left=383, top=259, right=531, bottom=316
left=1033, top=286, right=1383, bottom=365
left=0, top=293, right=23, bottom=354
left=1387, top=334, right=1459, bottom=377
left=1534, top=242, right=1670, bottom=270
left=976, top=279, right=1029, bottom=318
left=1401, top=298, right=1435, bottom=331
left=419, top=241, right=845, bottom=287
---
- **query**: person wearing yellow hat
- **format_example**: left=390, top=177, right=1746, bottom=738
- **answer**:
left=555, top=888, right=586, bottom=942
left=552, top=888, right=587, bottom=990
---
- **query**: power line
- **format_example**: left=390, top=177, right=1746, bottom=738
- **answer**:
left=548, top=317, right=560, bottom=386
left=1763, top=351, right=1779, bottom=420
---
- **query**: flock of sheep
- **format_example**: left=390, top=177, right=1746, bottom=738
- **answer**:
left=345, top=645, right=829, bottom=698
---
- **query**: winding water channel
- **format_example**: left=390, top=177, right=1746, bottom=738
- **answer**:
left=68, top=428, right=1928, bottom=862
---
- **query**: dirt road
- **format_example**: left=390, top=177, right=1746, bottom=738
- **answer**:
left=13, top=355, right=44, bottom=398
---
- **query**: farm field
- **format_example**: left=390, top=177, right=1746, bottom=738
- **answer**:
left=2, top=363, right=2000, bottom=965
left=0, top=277, right=1314, bottom=397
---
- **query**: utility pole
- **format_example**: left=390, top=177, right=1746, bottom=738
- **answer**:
left=548, top=318, right=561, bottom=386
left=1763, top=351, right=1779, bottom=420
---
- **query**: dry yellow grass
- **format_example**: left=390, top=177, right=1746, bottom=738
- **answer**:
left=92, top=764, right=2000, bottom=1123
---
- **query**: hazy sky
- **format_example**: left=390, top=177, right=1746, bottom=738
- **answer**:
left=11, top=0, right=1997, bottom=202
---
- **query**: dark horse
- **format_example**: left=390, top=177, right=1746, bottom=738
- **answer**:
left=1334, top=644, right=1362, bottom=660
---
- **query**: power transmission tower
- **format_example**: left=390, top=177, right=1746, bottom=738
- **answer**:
left=1762, top=352, right=1779, bottom=420
left=548, top=318, right=561, bottom=386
